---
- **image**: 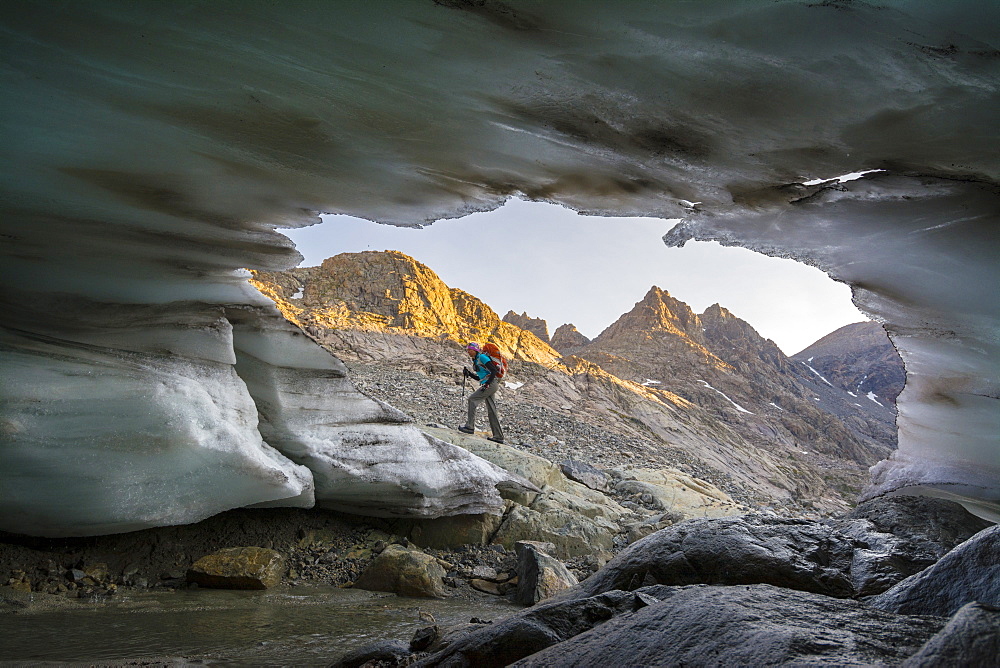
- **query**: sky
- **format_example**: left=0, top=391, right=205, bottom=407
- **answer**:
left=283, top=198, right=866, bottom=355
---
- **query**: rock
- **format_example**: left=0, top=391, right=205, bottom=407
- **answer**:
left=610, top=467, right=745, bottom=520
left=512, top=585, right=944, bottom=667
left=0, top=586, right=33, bottom=610
left=417, top=589, right=642, bottom=667
left=834, top=497, right=994, bottom=596
left=623, top=512, right=680, bottom=545
left=331, top=639, right=412, bottom=668
left=566, top=515, right=856, bottom=600
left=530, top=486, right=628, bottom=523
left=424, top=426, right=554, bottom=502
left=186, top=547, right=285, bottom=590
left=471, top=565, right=498, bottom=581
left=559, top=460, right=610, bottom=492
left=902, top=602, right=1000, bottom=667
left=407, top=512, right=506, bottom=550
left=82, top=562, right=108, bottom=583
left=503, top=311, right=551, bottom=343
left=867, top=524, right=1000, bottom=617
left=492, top=503, right=618, bottom=559
left=515, top=541, right=579, bottom=606
left=410, top=625, right=441, bottom=652
left=550, top=324, right=590, bottom=355
left=470, top=579, right=504, bottom=596
left=353, top=544, right=448, bottom=598
left=842, top=495, right=992, bottom=564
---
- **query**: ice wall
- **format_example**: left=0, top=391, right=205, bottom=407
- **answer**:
left=1, top=0, right=996, bottom=533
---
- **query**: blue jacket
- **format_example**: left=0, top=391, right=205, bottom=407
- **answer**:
left=473, top=352, right=500, bottom=385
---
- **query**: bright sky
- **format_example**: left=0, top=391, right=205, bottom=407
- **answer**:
left=283, top=198, right=865, bottom=355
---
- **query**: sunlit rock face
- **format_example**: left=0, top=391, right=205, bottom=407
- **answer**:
left=1, top=1, right=997, bottom=533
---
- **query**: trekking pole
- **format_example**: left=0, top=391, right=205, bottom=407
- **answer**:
left=461, top=372, right=467, bottom=409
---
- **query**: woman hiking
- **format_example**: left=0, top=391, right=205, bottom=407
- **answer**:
left=458, top=342, right=505, bottom=444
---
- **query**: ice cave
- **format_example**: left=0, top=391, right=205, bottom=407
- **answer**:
left=0, top=1, right=997, bottom=537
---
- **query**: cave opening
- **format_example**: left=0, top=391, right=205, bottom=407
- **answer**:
left=284, top=197, right=866, bottom=357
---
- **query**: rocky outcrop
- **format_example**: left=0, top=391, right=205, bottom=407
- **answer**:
left=186, top=547, right=285, bottom=590
left=415, top=589, right=644, bottom=667
left=513, top=585, right=944, bottom=668
left=256, top=251, right=562, bottom=369
left=793, top=321, right=905, bottom=407
left=567, top=515, right=857, bottom=599
left=559, top=460, right=610, bottom=493
left=902, top=602, right=1000, bottom=667
left=549, top=324, right=590, bottom=355
left=836, top=495, right=994, bottom=595
left=503, top=311, right=550, bottom=343
left=419, top=427, right=747, bottom=560
left=608, top=467, right=746, bottom=519
left=411, top=585, right=943, bottom=667
left=867, top=524, right=1000, bottom=617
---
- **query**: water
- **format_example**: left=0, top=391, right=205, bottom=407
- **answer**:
left=0, top=586, right=518, bottom=665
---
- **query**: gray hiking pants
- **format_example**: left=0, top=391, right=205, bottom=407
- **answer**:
left=464, top=378, right=504, bottom=440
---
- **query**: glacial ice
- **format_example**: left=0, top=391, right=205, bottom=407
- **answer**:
left=0, top=0, right=997, bottom=533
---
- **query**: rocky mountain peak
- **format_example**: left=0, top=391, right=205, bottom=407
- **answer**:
left=503, top=311, right=551, bottom=343
left=550, top=323, right=591, bottom=355
left=598, top=286, right=705, bottom=343
left=255, top=251, right=562, bottom=368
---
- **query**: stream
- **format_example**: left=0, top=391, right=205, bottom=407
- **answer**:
left=0, top=585, right=519, bottom=665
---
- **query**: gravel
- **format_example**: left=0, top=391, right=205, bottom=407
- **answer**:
left=347, top=361, right=756, bottom=506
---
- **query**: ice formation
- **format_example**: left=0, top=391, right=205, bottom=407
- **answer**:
left=0, top=1, right=997, bottom=534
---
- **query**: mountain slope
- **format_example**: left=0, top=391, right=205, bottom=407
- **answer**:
left=792, top=322, right=904, bottom=408
left=252, top=251, right=899, bottom=514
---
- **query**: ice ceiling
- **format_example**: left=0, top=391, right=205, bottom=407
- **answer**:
left=1, top=1, right=997, bottom=535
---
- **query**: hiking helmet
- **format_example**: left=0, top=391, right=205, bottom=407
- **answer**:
left=466, top=342, right=481, bottom=352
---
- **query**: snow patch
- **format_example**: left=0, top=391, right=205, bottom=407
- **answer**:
left=802, top=169, right=884, bottom=186
left=867, top=391, right=884, bottom=407
left=800, top=361, right=834, bottom=387
left=696, top=380, right=753, bottom=414
left=642, top=379, right=662, bottom=386
left=291, top=287, right=304, bottom=299
left=768, top=402, right=784, bottom=411
left=505, top=381, right=524, bottom=390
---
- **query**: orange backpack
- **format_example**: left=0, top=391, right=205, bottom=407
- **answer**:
left=481, top=342, right=508, bottom=379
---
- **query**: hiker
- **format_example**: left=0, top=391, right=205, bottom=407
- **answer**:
left=459, top=342, right=505, bottom=444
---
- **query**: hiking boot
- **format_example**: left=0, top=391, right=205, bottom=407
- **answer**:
left=457, top=426, right=475, bottom=435
left=487, top=436, right=504, bottom=444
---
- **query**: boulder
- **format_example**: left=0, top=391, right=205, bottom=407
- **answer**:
left=512, top=585, right=945, bottom=667
left=867, top=524, right=1000, bottom=617
left=332, top=639, right=411, bottom=668
left=353, top=544, right=448, bottom=598
left=417, top=589, right=643, bottom=667
left=559, top=460, right=610, bottom=493
left=844, top=495, right=992, bottom=551
left=565, top=515, right=856, bottom=600
left=470, top=579, right=505, bottom=596
left=186, top=547, right=285, bottom=590
left=902, top=602, right=1000, bottom=667
left=835, top=495, right=993, bottom=596
left=515, top=541, right=579, bottom=606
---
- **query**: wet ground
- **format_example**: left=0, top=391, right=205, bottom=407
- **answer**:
left=0, top=584, right=518, bottom=666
